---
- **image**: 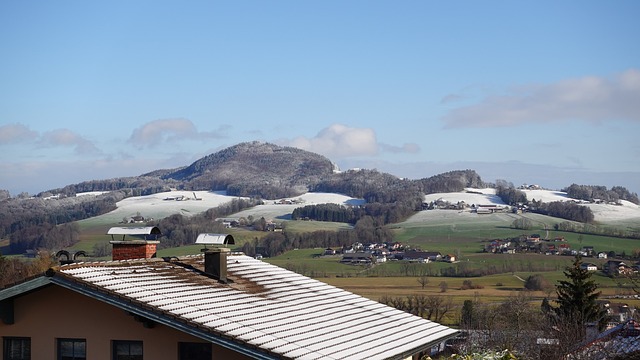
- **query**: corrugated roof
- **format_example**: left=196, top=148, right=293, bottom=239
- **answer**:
left=54, top=254, right=458, bottom=359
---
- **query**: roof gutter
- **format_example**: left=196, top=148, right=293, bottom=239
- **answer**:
left=49, top=275, right=281, bottom=360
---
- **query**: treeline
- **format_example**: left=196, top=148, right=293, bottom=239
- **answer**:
left=0, top=191, right=126, bottom=243
left=312, top=169, right=412, bottom=199
left=495, top=180, right=528, bottom=205
left=240, top=216, right=393, bottom=258
left=378, top=295, right=453, bottom=323
left=417, top=170, right=485, bottom=194
left=563, top=184, right=639, bottom=205
left=51, top=176, right=174, bottom=197
left=555, top=221, right=640, bottom=239
left=240, top=231, right=355, bottom=258
left=225, top=183, right=305, bottom=200
left=9, top=223, right=80, bottom=254
left=0, top=252, right=56, bottom=289
left=292, top=203, right=356, bottom=223
left=534, top=201, right=594, bottom=223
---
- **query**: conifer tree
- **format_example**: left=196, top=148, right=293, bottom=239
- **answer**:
left=554, top=255, right=607, bottom=338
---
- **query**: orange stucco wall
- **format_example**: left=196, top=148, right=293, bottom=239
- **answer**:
left=0, top=284, right=251, bottom=360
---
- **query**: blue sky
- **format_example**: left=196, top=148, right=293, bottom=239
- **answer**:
left=1, top=1, right=639, bottom=196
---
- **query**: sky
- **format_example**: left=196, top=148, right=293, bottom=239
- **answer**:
left=1, top=1, right=639, bottom=196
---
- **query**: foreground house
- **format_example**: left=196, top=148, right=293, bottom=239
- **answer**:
left=1, top=230, right=458, bottom=359
left=570, top=319, right=640, bottom=359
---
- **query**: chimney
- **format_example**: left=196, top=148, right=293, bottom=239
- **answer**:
left=203, top=247, right=230, bottom=283
left=110, top=240, right=160, bottom=261
left=107, top=226, right=162, bottom=261
left=195, top=233, right=235, bottom=283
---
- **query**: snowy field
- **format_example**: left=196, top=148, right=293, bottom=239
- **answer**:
left=84, top=188, right=639, bottom=225
left=86, top=190, right=365, bottom=224
left=419, top=188, right=640, bottom=223
left=229, top=192, right=366, bottom=221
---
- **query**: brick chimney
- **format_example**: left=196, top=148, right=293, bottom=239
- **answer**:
left=110, top=240, right=160, bottom=261
left=107, top=226, right=162, bottom=261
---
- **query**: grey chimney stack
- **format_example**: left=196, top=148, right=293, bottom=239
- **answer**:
left=195, top=233, right=235, bottom=283
left=203, top=247, right=230, bottom=283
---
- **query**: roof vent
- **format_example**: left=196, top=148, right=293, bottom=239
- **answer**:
left=55, top=250, right=87, bottom=265
left=196, top=234, right=235, bottom=283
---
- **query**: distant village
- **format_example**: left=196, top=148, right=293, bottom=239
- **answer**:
left=319, top=241, right=458, bottom=265
left=484, top=234, right=640, bottom=277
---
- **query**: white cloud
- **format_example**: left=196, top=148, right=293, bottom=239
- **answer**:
left=286, top=124, right=379, bottom=158
left=128, top=118, right=225, bottom=148
left=283, top=124, right=422, bottom=159
left=442, top=69, right=640, bottom=128
left=0, top=123, right=38, bottom=144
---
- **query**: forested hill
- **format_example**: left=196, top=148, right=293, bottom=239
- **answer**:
left=160, top=141, right=335, bottom=199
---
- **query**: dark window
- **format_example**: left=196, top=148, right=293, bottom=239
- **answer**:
left=57, top=338, right=86, bottom=360
left=3, top=337, right=31, bottom=360
left=112, top=340, right=143, bottom=360
left=178, top=342, right=211, bottom=360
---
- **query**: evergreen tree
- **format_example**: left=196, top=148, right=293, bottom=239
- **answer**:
left=554, top=255, right=607, bottom=338
left=460, top=299, right=475, bottom=328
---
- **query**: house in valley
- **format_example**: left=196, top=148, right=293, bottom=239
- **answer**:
left=604, top=260, right=634, bottom=276
left=580, top=262, right=598, bottom=272
left=340, top=252, right=374, bottom=265
left=401, top=251, right=442, bottom=263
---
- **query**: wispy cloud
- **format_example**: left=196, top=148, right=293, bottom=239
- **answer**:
left=379, top=142, right=420, bottom=154
left=0, top=124, right=100, bottom=155
left=442, top=69, right=640, bottom=128
left=38, top=129, right=101, bottom=155
left=439, top=93, right=465, bottom=104
left=0, top=123, right=38, bottom=144
left=128, top=118, right=226, bottom=148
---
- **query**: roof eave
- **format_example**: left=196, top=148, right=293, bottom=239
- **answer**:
left=46, top=274, right=281, bottom=360
left=0, top=276, right=53, bottom=302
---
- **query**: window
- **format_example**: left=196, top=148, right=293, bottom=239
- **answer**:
left=178, top=342, right=211, bottom=360
left=112, top=340, right=143, bottom=360
left=57, top=338, right=86, bottom=360
left=3, top=337, right=31, bottom=360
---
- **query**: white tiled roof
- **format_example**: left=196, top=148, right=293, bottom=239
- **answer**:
left=58, top=254, right=458, bottom=359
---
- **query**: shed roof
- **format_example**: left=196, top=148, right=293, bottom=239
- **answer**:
left=2, top=253, right=458, bottom=359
